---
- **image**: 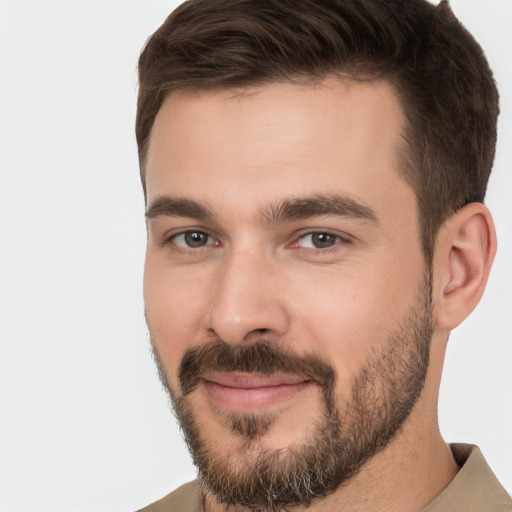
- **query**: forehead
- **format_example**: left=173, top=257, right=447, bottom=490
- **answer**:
left=145, top=78, right=411, bottom=220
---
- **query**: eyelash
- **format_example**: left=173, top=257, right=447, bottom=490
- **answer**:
left=162, top=229, right=352, bottom=254
left=290, top=231, right=352, bottom=252
left=164, top=230, right=218, bottom=252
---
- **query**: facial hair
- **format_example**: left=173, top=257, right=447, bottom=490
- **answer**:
left=149, top=272, right=433, bottom=512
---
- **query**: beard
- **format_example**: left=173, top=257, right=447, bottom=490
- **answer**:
left=149, top=271, right=433, bottom=512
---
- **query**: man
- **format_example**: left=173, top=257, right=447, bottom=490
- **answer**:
left=136, top=0, right=511, bottom=511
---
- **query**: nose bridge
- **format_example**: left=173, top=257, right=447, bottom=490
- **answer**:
left=206, top=245, right=289, bottom=344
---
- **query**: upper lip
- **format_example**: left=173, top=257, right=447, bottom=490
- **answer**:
left=203, top=372, right=308, bottom=389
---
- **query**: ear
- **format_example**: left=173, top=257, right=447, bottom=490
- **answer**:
left=433, top=203, right=497, bottom=331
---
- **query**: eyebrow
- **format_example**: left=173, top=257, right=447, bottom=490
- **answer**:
left=260, top=194, right=378, bottom=225
left=146, top=196, right=213, bottom=220
left=145, top=193, right=378, bottom=225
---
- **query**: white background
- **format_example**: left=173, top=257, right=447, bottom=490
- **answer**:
left=0, top=1, right=511, bottom=511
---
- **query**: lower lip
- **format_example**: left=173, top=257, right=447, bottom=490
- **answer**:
left=203, top=380, right=309, bottom=413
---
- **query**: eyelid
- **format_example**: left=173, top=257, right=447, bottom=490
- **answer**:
left=161, top=227, right=221, bottom=250
left=172, top=232, right=215, bottom=248
left=288, top=229, right=353, bottom=250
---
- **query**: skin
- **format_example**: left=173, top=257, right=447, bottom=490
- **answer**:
left=143, top=78, right=496, bottom=511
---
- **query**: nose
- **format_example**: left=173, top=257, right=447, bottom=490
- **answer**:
left=205, top=250, right=290, bottom=344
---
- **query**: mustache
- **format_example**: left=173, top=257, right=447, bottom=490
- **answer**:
left=178, top=338, right=336, bottom=396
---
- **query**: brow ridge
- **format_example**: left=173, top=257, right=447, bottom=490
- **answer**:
left=145, top=193, right=378, bottom=226
left=260, top=194, right=378, bottom=225
left=146, top=196, right=213, bottom=220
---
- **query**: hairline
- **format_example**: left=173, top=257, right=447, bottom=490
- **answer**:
left=139, top=71, right=416, bottom=188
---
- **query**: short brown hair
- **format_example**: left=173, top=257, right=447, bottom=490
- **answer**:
left=136, top=0, right=499, bottom=261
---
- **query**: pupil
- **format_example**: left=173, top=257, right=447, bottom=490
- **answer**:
left=312, top=233, right=334, bottom=248
left=185, top=231, right=207, bottom=247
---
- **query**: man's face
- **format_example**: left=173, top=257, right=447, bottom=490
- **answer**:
left=143, top=79, right=433, bottom=510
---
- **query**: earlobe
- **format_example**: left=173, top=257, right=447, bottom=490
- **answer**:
left=433, top=203, right=497, bottom=331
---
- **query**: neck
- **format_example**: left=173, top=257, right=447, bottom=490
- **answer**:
left=204, top=421, right=458, bottom=512
left=307, top=424, right=458, bottom=512
left=205, top=335, right=457, bottom=512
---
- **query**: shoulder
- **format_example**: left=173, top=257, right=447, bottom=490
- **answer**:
left=137, top=481, right=202, bottom=512
left=422, top=444, right=512, bottom=512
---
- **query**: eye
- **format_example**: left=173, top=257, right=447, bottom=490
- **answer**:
left=171, top=230, right=216, bottom=248
left=296, top=232, right=343, bottom=249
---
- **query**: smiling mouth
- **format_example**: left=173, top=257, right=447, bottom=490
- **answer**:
left=202, top=372, right=311, bottom=413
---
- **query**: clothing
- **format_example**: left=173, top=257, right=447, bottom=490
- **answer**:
left=137, top=444, right=511, bottom=511
left=422, top=444, right=511, bottom=512
left=138, top=481, right=202, bottom=512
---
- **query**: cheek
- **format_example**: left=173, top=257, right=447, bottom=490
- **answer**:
left=287, top=261, right=420, bottom=386
left=143, top=255, right=211, bottom=382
